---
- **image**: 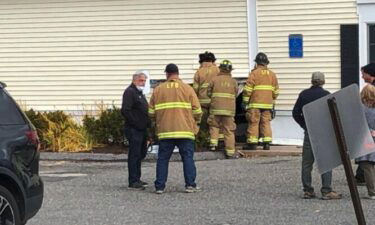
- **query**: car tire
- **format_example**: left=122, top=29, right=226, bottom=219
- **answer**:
left=0, top=185, right=22, bottom=225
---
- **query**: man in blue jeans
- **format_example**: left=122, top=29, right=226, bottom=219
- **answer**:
left=121, top=70, right=150, bottom=190
left=293, top=72, right=342, bottom=200
left=149, top=63, right=202, bottom=194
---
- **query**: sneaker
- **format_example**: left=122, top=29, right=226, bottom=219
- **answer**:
left=140, top=181, right=148, bottom=187
left=321, top=191, right=342, bottom=200
left=303, top=191, right=316, bottom=199
left=128, top=182, right=146, bottom=190
left=155, top=189, right=164, bottom=194
left=263, top=143, right=270, bottom=150
left=185, top=186, right=202, bottom=193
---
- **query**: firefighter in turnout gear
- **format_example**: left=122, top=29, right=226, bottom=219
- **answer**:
left=242, top=53, right=279, bottom=150
left=193, top=52, right=220, bottom=143
left=149, top=63, right=202, bottom=193
left=207, top=60, right=238, bottom=158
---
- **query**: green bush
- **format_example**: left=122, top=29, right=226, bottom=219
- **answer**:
left=83, top=106, right=125, bottom=145
left=24, top=109, right=93, bottom=152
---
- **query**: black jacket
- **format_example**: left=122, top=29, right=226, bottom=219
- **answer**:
left=292, top=86, right=330, bottom=130
left=121, top=83, right=150, bottom=130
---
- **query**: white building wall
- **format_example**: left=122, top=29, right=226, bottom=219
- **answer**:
left=257, top=0, right=359, bottom=144
left=257, top=0, right=359, bottom=111
left=0, top=0, right=250, bottom=111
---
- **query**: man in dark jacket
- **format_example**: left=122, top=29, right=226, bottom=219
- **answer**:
left=121, top=70, right=150, bottom=190
left=293, top=72, right=342, bottom=200
left=361, top=63, right=375, bottom=86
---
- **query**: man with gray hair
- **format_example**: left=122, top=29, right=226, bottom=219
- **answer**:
left=121, top=70, right=150, bottom=190
left=292, top=71, right=342, bottom=200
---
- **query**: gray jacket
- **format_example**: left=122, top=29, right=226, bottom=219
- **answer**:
left=356, top=105, right=375, bottom=162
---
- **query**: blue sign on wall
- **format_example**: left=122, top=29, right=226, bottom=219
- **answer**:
left=289, top=34, right=303, bottom=58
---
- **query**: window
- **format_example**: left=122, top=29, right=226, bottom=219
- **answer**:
left=370, top=24, right=375, bottom=63
left=0, top=89, right=26, bottom=125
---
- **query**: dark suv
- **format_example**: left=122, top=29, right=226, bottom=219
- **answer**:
left=0, top=82, right=43, bottom=225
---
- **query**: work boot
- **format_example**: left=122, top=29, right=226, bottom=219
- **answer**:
left=263, top=143, right=270, bottom=150
left=209, top=145, right=217, bottom=151
left=243, top=143, right=257, bottom=150
left=155, top=189, right=164, bottom=195
left=226, top=152, right=239, bottom=159
left=321, top=191, right=342, bottom=200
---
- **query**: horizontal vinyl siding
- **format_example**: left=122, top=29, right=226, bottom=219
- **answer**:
left=0, top=0, right=249, bottom=111
left=257, top=0, right=358, bottom=110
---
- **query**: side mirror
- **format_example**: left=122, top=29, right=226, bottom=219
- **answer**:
left=0, top=81, right=7, bottom=88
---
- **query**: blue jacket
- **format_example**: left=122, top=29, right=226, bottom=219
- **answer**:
left=356, top=105, right=375, bottom=163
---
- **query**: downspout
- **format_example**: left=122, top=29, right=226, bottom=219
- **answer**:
left=247, top=0, right=258, bottom=69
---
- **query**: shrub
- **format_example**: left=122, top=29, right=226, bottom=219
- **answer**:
left=25, top=109, right=93, bottom=152
left=83, top=106, right=125, bottom=145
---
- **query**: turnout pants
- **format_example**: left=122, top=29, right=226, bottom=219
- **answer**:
left=246, top=108, right=272, bottom=144
left=208, top=115, right=236, bottom=156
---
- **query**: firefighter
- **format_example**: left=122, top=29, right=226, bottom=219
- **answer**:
left=207, top=60, right=238, bottom=158
left=193, top=51, right=220, bottom=143
left=149, top=63, right=202, bottom=194
left=242, top=52, right=279, bottom=150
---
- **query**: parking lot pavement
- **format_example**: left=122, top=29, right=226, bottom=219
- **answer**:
left=28, top=157, right=375, bottom=225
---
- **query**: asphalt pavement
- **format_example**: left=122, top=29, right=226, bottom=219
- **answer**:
left=28, top=157, right=375, bottom=225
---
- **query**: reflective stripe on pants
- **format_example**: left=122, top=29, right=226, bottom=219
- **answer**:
left=246, top=108, right=272, bottom=144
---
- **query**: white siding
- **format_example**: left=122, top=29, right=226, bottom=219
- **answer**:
left=257, top=0, right=358, bottom=110
left=0, top=0, right=249, bottom=111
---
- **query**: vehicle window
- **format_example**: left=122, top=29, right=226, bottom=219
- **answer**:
left=0, top=89, right=26, bottom=125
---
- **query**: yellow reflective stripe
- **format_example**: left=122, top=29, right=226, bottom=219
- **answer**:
left=210, top=139, right=218, bottom=145
left=212, top=93, right=235, bottom=98
left=253, top=85, right=275, bottom=91
left=263, top=137, right=272, bottom=142
left=158, top=131, right=195, bottom=140
left=274, top=89, right=280, bottom=94
left=201, top=83, right=210, bottom=88
left=247, top=136, right=258, bottom=143
left=199, top=99, right=211, bottom=104
left=243, top=97, right=250, bottom=102
left=218, top=133, right=224, bottom=139
left=243, top=85, right=253, bottom=92
left=148, top=108, right=155, bottom=114
left=226, top=149, right=235, bottom=153
left=193, top=108, right=202, bottom=114
left=193, top=83, right=199, bottom=89
left=247, top=103, right=273, bottom=109
left=211, top=109, right=234, bottom=116
left=155, top=102, right=191, bottom=110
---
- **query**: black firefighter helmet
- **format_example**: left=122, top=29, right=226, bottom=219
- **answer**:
left=254, top=52, right=270, bottom=65
left=199, top=51, right=216, bottom=63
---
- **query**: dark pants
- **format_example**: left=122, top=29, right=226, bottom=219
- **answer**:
left=302, top=132, right=332, bottom=194
left=124, top=126, right=147, bottom=185
left=155, top=139, right=197, bottom=191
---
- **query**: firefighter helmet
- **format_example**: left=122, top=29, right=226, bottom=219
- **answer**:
left=219, top=59, right=233, bottom=71
left=254, top=52, right=269, bottom=65
left=199, top=51, right=216, bottom=63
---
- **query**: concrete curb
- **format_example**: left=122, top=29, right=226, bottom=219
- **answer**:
left=40, top=147, right=301, bottom=162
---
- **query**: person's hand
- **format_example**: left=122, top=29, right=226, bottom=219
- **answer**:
left=371, top=130, right=375, bottom=137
